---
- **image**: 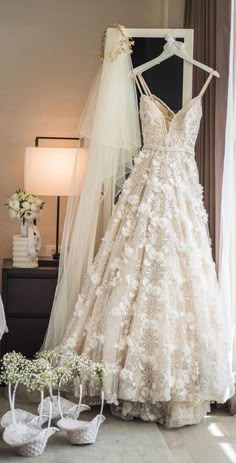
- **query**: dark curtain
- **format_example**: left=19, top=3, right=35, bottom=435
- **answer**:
left=184, top=0, right=231, bottom=268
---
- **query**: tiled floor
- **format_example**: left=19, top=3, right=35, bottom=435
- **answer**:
left=0, top=390, right=173, bottom=463
left=1, top=387, right=236, bottom=463
left=160, top=409, right=236, bottom=463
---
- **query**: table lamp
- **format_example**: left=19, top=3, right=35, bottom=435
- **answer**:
left=24, top=137, right=86, bottom=262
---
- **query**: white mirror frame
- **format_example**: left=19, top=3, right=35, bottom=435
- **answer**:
left=126, top=28, right=194, bottom=106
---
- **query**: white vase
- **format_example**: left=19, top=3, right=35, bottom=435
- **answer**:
left=20, top=219, right=33, bottom=237
left=20, top=220, right=28, bottom=237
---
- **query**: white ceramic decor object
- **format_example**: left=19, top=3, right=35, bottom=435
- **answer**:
left=13, top=235, right=38, bottom=268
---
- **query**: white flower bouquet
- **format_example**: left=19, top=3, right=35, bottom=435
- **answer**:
left=5, top=189, right=44, bottom=267
left=5, top=189, right=44, bottom=223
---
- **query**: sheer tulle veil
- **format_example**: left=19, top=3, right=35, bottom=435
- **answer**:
left=43, top=25, right=141, bottom=348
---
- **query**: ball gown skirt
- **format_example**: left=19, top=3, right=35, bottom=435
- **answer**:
left=58, top=88, right=234, bottom=428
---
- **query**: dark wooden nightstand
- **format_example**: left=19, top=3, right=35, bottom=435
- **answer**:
left=1, top=259, right=58, bottom=358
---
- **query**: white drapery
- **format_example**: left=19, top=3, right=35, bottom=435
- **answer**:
left=0, top=294, right=7, bottom=341
left=219, top=0, right=236, bottom=380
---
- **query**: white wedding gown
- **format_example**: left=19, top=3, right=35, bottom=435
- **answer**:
left=58, top=74, right=234, bottom=427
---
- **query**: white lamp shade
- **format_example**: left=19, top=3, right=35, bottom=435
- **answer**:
left=24, top=147, right=86, bottom=196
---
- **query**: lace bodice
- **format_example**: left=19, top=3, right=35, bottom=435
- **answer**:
left=140, top=94, right=203, bottom=153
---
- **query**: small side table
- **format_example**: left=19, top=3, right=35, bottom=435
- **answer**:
left=1, top=259, right=58, bottom=358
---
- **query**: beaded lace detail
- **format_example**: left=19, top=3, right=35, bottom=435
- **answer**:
left=59, top=90, right=234, bottom=428
left=140, top=94, right=202, bottom=151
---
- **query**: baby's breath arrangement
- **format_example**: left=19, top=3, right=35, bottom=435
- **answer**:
left=91, top=361, right=110, bottom=389
left=62, top=353, right=92, bottom=417
left=0, top=349, right=112, bottom=428
left=0, top=352, right=28, bottom=424
left=24, top=357, right=58, bottom=426
left=35, top=349, right=58, bottom=366
left=63, top=353, right=91, bottom=384
left=54, top=365, right=74, bottom=419
left=23, top=358, right=57, bottom=394
left=33, top=351, right=94, bottom=420
left=0, top=351, right=27, bottom=385
left=35, top=350, right=77, bottom=418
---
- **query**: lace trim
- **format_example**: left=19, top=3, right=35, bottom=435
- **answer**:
left=99, top=24, right=134, bottom=61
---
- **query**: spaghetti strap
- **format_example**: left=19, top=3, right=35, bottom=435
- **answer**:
left=139, top=74, right=153, bottom=99
left=198, top=71, right=215, bottom=97
left=136, top=69, right=215, bottom=101
left=135, top=74, right=154, bottom=100
left=134, top=75, right=144, bottom=95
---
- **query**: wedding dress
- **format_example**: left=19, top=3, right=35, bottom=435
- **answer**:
left=58, top=72, right=234, bottom=427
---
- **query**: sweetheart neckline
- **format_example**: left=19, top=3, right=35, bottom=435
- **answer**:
left=141, top=94, right=202, bottom=136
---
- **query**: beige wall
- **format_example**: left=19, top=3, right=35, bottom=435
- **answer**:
left=0, top=0, right=185, bottom=270
left=167, top=0, right=185, bottom=28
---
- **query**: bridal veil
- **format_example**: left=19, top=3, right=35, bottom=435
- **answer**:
left=43, top=25, right=141, bottom=348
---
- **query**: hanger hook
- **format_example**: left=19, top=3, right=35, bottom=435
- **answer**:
left=165, top=34, right=176, bottom=44
left=164, top=29, right=177, bottom=44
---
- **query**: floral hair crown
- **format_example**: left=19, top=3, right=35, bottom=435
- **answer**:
left=99, top=23, right=134, bottom=62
